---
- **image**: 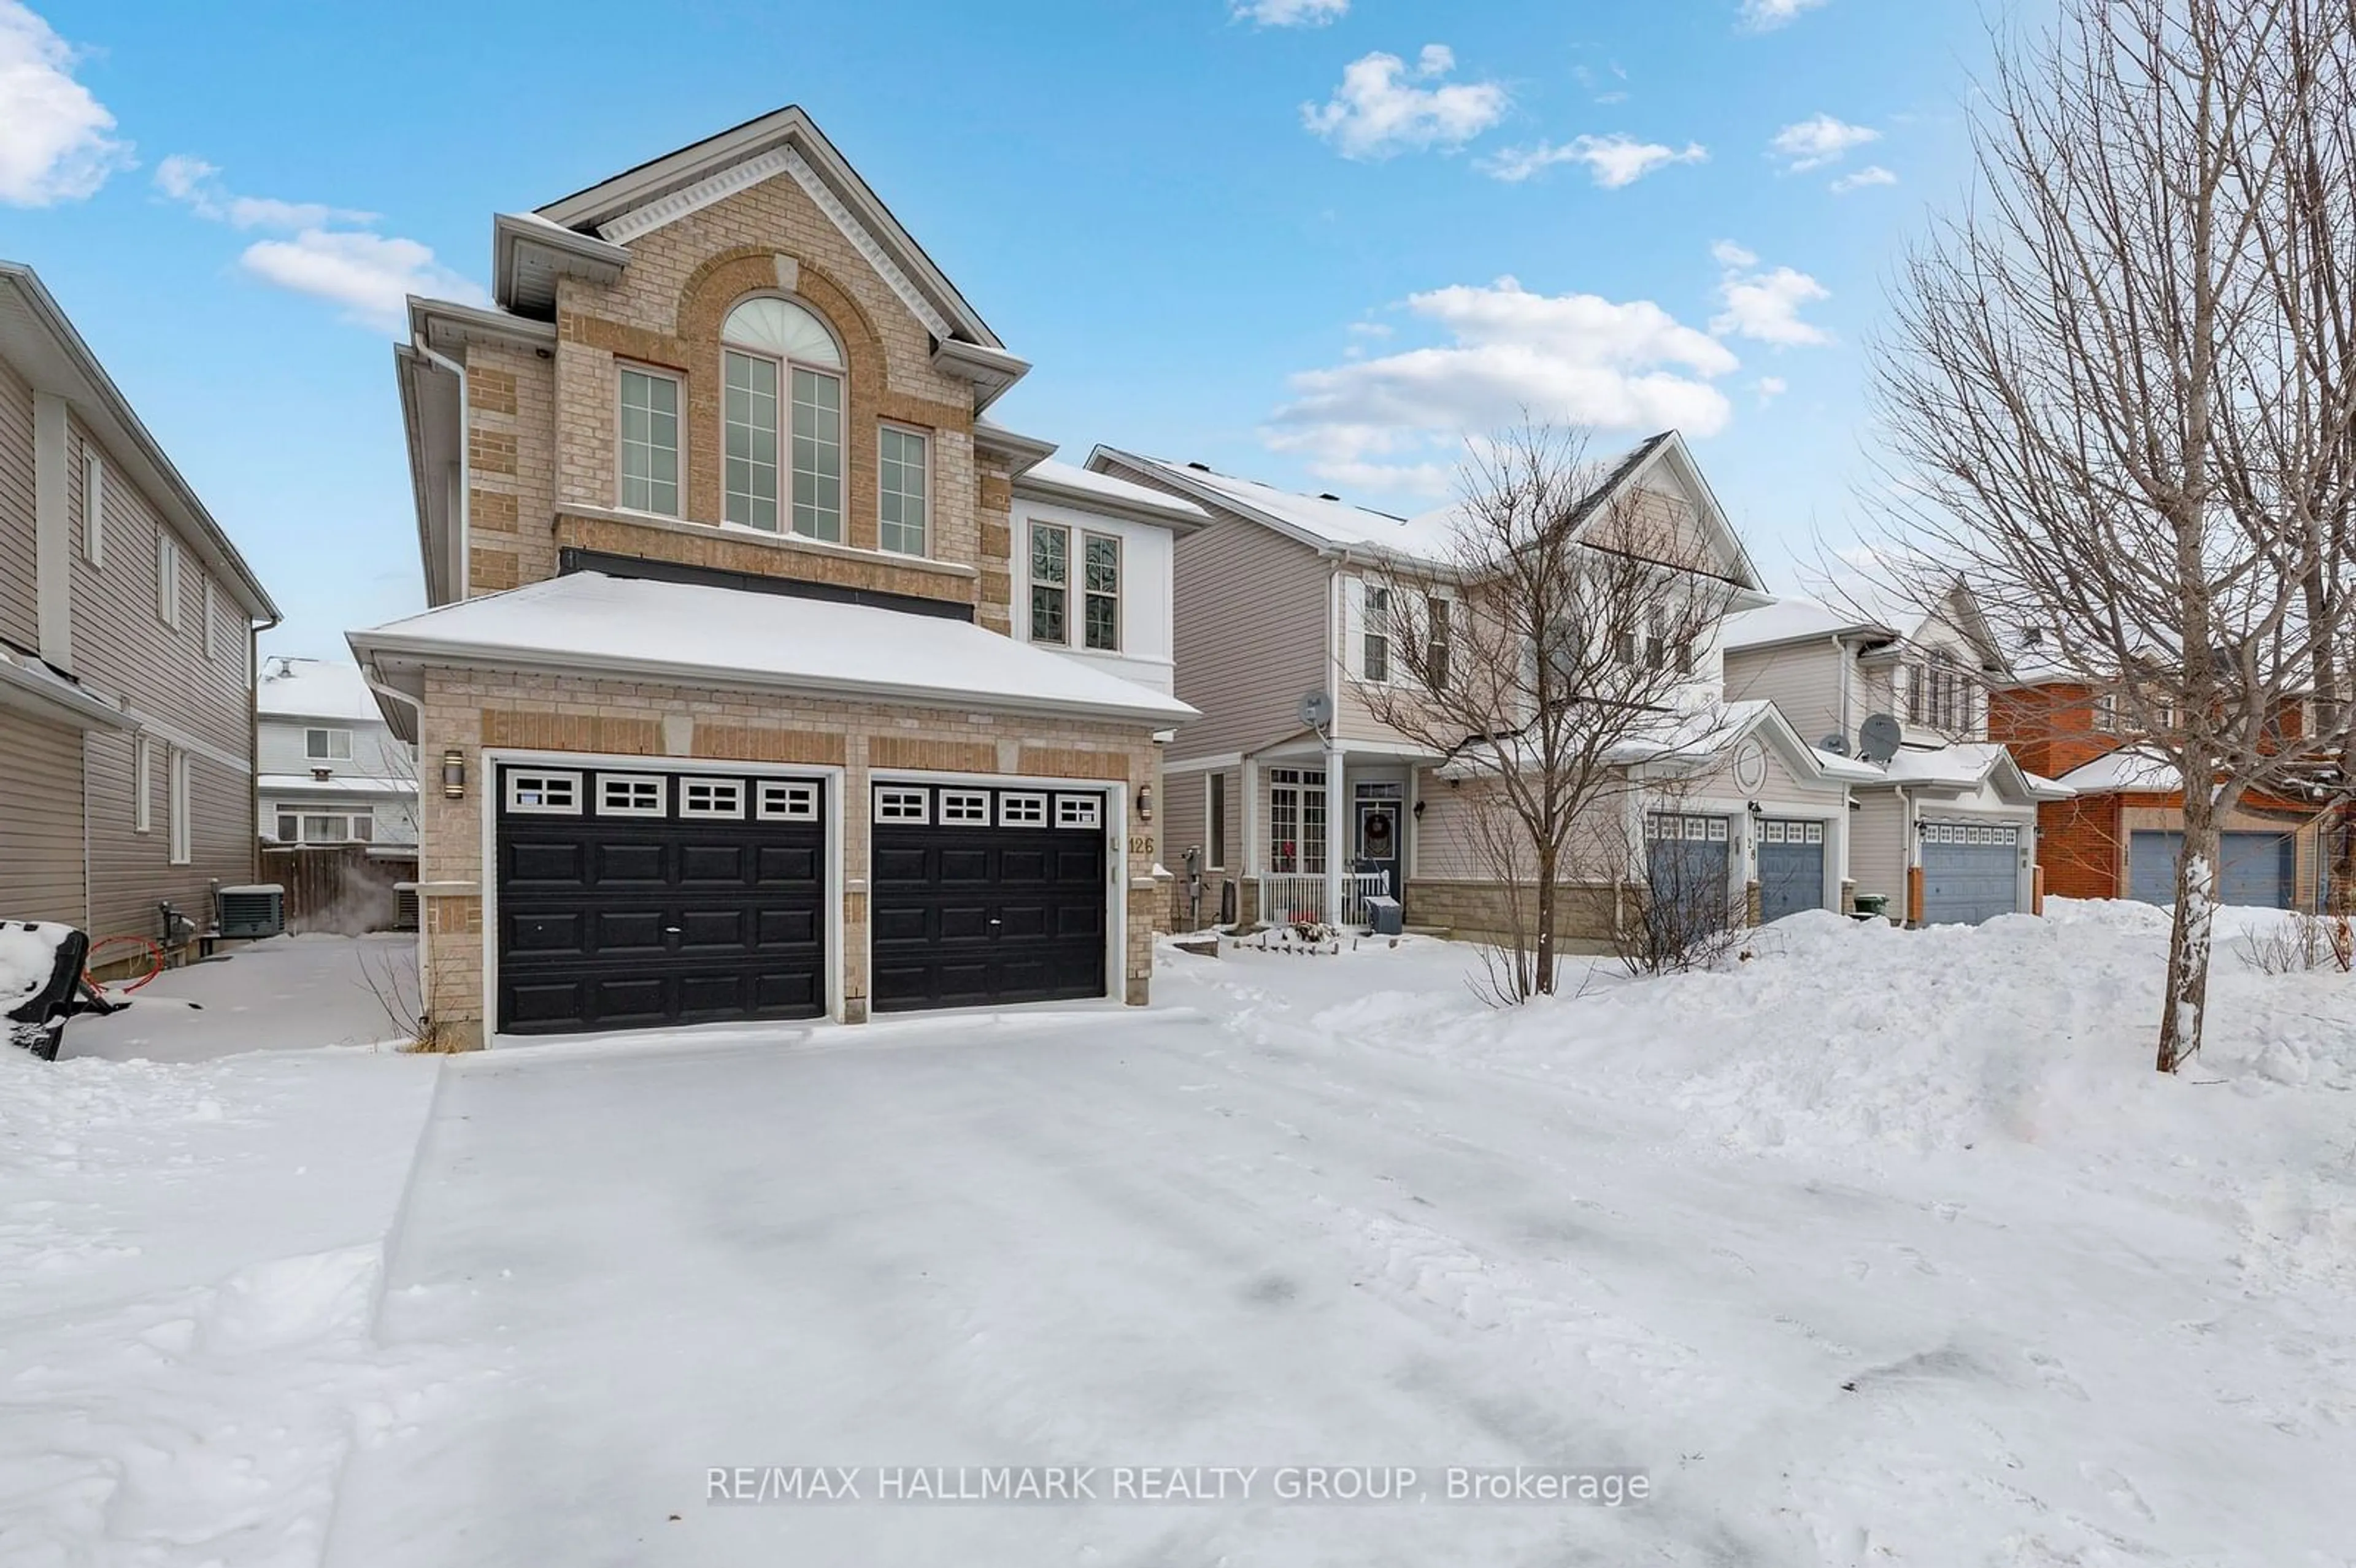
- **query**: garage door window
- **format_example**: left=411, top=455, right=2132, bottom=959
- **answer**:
left=876, top=787, right=931, bottom=823
left=599, top=774, right=666, bottom=817
left=507, top=771, right=582, bottom=813
left=680, top=778, right=746, bottom=818
left=1055, top=794, right=1103, bottom=829
left=999, top=793, right=1048, bottom=826
left=757, top=780, right=820, bottom=822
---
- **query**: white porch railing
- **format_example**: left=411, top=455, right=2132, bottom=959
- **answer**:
left=1257, top=871, right=1392, bottom=928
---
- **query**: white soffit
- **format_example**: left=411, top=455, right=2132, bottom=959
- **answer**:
left=593, top=145, right=955, bottom=343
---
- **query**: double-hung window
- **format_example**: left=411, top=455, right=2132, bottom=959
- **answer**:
left=306, top=728, right=353, bottom=762
left=618, top=366, right=682, bottom=515
left=1083, top=533, right=1120, bottom=651
left=1362, top=585, right=1392, bottom=683
left=722, top=297, right=844, bottom=541
left=879, top=426, right=929, bottom=556
left=1426, top=595, right=1451, bottom=692
left=1031, top=523, right=1069, bottom=644
left=1030, top=524, right=1121, bottom=650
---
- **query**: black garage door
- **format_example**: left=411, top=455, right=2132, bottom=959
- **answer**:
left=495, top=766, right=826, bottom=1034
left=871, top=783, right=1109, bottom=1012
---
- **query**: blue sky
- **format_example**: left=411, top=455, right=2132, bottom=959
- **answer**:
left=1, top=0, right=2000, bottom=660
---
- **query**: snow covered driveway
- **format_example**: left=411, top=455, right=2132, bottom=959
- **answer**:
left=328, top=911, right=2356, bottom=1566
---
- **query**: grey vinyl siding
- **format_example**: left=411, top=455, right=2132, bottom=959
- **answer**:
left=1166, top=509, right=1331, bottom=759
left=0, top=358, right=36, bottom=651
left=83, top=731, right=251, bottom=940
left=0, top=714, right=88, bottom=924
left=1161, top=769, right=1206, bottom=869
left=1850, top=791, right=1909, bottom=907
left=1723, top=643, right=1844, bottom=751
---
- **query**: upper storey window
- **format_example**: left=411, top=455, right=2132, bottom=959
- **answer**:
left=722, top=297, right=844, bottom=542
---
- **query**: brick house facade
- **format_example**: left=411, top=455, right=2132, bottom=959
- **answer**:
left=353, top=107, right=1192, bottom=1046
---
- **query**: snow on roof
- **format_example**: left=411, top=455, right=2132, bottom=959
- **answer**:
left=256, top=658, right=386, bottom=721
left=1121, top=456, right=1465, bottom=560
left=257, top=773, right=417, bottom=795
left=2058, top=745, right=2179, bottom=795
left=350, top=572, right=1197, bottom=725
left=1862, top=740, right=2074, bottom=800
left=1017, top=459, right=1207, bottom=523
left=1722, top=598, right=1896, bottom=652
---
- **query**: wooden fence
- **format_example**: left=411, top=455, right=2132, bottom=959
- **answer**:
left=256, top=846, right=420, bottom=935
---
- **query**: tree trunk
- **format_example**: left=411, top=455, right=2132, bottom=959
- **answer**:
left=1532, top=840, right=1559, bottom=998
left=2158, top=785, right=2220, bottom=1072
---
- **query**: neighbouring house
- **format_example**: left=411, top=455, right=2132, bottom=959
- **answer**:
left=1722, top=581, right=2070, bottom=926
left=0, top=262, right=279, bottom=956
left=1092, top=431, right=1872, bottom=945
left=1992, top=651, right=2331, bottom=911
left=257, top=656, right=419, bottom=847
left=352, top=106, right=1195, bottom=1047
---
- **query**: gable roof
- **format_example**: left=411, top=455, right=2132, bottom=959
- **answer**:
left=496, top=106, right=1003, bottom=355
left=1089, top=431, right=1765, bottom=594
left=256, top=657, right=385, bottom=723
left=1013, top=459, right=1209, bottom=533
left=0, top=263, right=277, bottom=623
left=1868, top=740, right=2071, bottom=801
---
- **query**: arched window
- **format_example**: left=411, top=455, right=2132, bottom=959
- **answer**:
left=722, top=297, right=844, bottom=540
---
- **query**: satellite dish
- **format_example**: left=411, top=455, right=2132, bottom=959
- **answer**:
left=1819, top=732, right=1852, bottom=757
left=1858, top=712, right=1904, bottom=765
left=1298, top=690, right=1335, bottom=731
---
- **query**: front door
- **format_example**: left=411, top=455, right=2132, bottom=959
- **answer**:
left=1356, top=799, right=1401, bottom=897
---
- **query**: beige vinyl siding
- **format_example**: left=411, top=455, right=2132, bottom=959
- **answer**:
left=1160, top=769, right=1206, bottom=869
left=1723, top=643, right=1844, bottom=751
left=83, top=731, right=251, bottom=939
left=1411, top=769, right=1633, bottom=883
left=1166, top=509, right=1331, bottom=758
left=1850, top=791, right=1908, bottom=907
left=0, top=358, right=37, bottom=651
left=0, top=715, right=88, bottom=924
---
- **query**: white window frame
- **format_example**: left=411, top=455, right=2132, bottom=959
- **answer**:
left=1082, top=531, right=1121, bottom=653
left=939, top=789, right=990, bottom=824
left=133, top=736, right=153, bottom=834
left=598, top=773, right=668, bottom=817
left=275, top=811, right=299, bottom=843
left=1363, top=583, right=1392, bottom=684
left=1053, top=794, right=1103, bottom=830
left=202, top=578, right=220, bottom=660
left=156, top=534, right=182, bottom=629
left=505, top=770, right=583, bottom=814
left=290, top=811, right=372, bottom=844
left=617, top=363, right=684, bottom=517
left=998, top=791, right=1049, bottom=827
left=721, top=300, right=847, bottom=542
left=1268, top=767, right=1328, bottom=875
left=877, top=423, right=930, bottom=558
left=81, top=444, right=104, bottom=567
left=1425, top=593, right=1451, bottom=693
left=679, top=777, right=747, bottom=819
left=306, top=728, right=353, bottom=762
left=756, top=780, right=822, bottom=822
left=874, top=786, right=931, bottom=824
left=1030, top=521, right=1070, bottom=646
left=167, top=748, right=191, bottom=865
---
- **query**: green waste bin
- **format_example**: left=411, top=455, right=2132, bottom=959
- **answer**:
left=1852, top=893, right=1890, bottom=920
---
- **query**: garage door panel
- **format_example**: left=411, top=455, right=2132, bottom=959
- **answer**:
left=2129, top=829, right=2294, bottom=908
left=593, top=910, right=668, bottom=951
left=1920, top=822, right=2022, bottom=926
left=1757, top=820, right=1827, bottom=924
left=872, top=784, right=1110, bottom=1013
left=496, top=766, right=828, bottom=1035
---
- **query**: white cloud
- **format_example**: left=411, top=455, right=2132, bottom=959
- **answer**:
left=239, top=230, right=487, bottom=329
left=1711, top=242, right=1831, bottom=347
left=1482, top=134, right=1707, bottom=188
left=1739, top=0, right=1829, bottom=31
left=154, top=154, right=375, bottom=229
left=1769, top=113, right=1880, bottom=171
left=156, top=153, right=479, bottom=330
left=1303, top=45, right=1508, bottom=160
left=1347, top=320, right=1393, bottom=338
left=1830, top=164, right=1898, bottom=194
left=1756, top=375, right=1788, bottom=404
left=1266, top=277, right=1739, bottom=490
left=1231, top=0, right=1347, bottom=25
left=0, top=1, right=132, bottom=206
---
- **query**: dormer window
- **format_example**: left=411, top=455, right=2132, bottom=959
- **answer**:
left=722, top=297, right=843, bottom=542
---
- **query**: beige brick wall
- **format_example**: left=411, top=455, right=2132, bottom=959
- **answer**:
left=415, top=667, right=1165, bottom=1044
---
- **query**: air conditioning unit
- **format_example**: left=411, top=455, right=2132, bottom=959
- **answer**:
left=218, top=884, right=285, bottom=939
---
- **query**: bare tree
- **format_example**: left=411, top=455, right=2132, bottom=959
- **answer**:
left=1360, top=424, right=1739, bottom=1001
left=1870, top=0, right=2356, bottom=1071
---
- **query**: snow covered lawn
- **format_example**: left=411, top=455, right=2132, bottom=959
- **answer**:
left=320, top=904, right=2356, bottom=1566
left=0, top=936, right=446, bottom=1567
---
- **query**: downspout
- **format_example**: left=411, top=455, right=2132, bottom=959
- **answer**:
left=1833, top=634, right=1854, bottom=742
left=361, top=663, right=431, bottom=1035
left=418, top=344, right=470, bottom=603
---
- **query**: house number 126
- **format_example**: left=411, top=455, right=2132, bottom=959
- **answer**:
left=1128, top=835, right=1155, bottom=855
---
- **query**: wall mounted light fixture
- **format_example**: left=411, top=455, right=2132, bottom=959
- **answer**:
left=1137, top=784, right=1154, bottom=822
left=442, top=750, right=466, bottom=799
